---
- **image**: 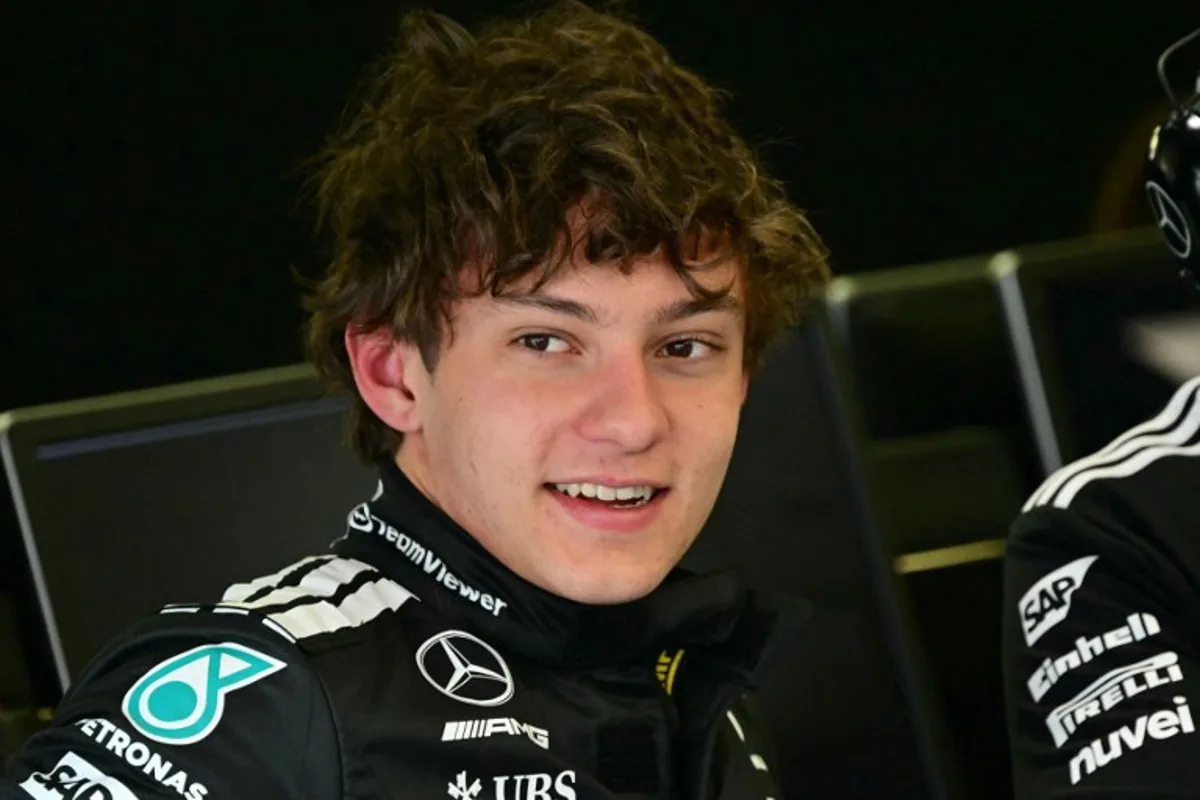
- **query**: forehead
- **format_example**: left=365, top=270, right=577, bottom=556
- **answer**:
left=506, top=247, right=743, bottom=298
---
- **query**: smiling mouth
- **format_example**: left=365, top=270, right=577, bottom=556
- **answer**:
left=544, top=482, right=667, bottom=509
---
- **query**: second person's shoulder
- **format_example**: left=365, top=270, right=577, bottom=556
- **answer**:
left=1017, top=376, right=1200, bottom=538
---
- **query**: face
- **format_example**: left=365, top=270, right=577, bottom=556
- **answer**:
left=356, top=250, right=749, bottom=605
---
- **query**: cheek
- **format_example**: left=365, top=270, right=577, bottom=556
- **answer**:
left=678, top=384, right=744, bottom=455
left=455, top=377, right=566, bottom=478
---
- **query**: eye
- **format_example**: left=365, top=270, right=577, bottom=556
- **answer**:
left=516, top=333, right=572, bottom=354
left=659, top=338, right=719, bottom=359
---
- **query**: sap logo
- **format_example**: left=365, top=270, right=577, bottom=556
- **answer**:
left=1020, top=555, right=1098, bottom=646
left=20, top=751, right=138, bottom=800
left=1070, top=696, right=1196, bottom=785
left=442, top=718, right=549, bottom=749
left=74, top=717, right=209, bottom=799
left=447, top=769, right=577, bottom=800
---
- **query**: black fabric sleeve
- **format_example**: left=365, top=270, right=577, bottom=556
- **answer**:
left=0, top=607, right=341, bottom=800
left=1004, top=505, right=1200, bottom=798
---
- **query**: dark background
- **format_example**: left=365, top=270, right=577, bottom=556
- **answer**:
left=3, top=1, right=1196, bottom=412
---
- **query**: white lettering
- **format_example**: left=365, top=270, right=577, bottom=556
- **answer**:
left=163, top=770, right=189, bottom=794
left=74, top=718, right=209, bottom=800
left=1115, top=718, right=1147, bottom=751
left=1020, top=555, right=1099, bottom=646
left=1180, top=695, right=1196, bottom=732
left=527, top=773, right=553, bottom=800
left=490, top=772, right=576, bottom=800
left=1147, top=710, right=1179, bottom=739
left=1027, top=613, right=1162, bottom=701
left=1078, top=634, right=1104, bottom=662
left=108, top=728, right=131, bottom=757
left=356, top=507, right=509, bottom=616
left=555, top=770, right=577, bottom=800
left=1069, top=747, right=1095, bottom=788
left=20, top=752, right=138, bottom=800
left=442, top=717, right=550, bottom=749
left=1069, top=697, right=1195, bottom=785
left=1048, top=652, right=1182, bottom=747
left=125, top=741, right=150, bottom=767
left=94, top=718, right=115, bottom=745
left=145, top=751, right=173, bottom=782
left=485, top=718, right=512, bottom=736
left=1104, top=627, right=1133, bottom=649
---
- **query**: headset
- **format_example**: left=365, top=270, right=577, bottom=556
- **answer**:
left=1146, top=27, right=1200, bottom=290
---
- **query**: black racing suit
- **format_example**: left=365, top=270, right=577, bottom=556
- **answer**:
left=1, top=462, right=804, bottom=799
left=1004, top=375, right=1200, bottom=797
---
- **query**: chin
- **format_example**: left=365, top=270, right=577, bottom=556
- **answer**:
left=550, top=566, right=670, bottom=606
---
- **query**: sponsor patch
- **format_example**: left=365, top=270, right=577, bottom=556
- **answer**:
left=1028, top=613, right=1160, bottom=702
left=1046, top=651, right=1184, bottom=747
left=417, top=630, right=514, bottom=708
left=442, top=718, right=549, bottom=749
left=1020, top=555, right=1098, bottom=646
left=123, top=642, right=285, bottom=745
left=1069, top=696, right=1195, bottom=785
left=74, top=717, right=209, bottom=799
left=20, top=752, right=138, bottom=800
left=447, top=769, right=577, bottom=800
left=349, top=503, right=508, bottom=617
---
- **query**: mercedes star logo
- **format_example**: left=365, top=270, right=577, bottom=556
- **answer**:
left=1146, top=180, right=1193, bottom=260
left=416, top=630, right=514, bottom=707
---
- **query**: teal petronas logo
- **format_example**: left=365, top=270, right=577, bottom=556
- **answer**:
left=122, top=642, right=286, bottom=745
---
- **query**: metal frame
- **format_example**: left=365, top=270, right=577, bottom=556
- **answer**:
left=0, top=363, right=334, bottom=703
left=987, top=225, right=1173, bottom=477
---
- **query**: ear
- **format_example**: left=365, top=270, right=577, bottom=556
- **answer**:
left=344, top=327, right=428, bottom=434
left=739, top=371, right=750, bottom=406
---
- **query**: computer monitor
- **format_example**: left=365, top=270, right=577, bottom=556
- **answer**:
left=0, top=365, right=376, bottom=706
left=822, top=255, right=1042, bottom=489
left=991, top=226, right=1194, bottom=474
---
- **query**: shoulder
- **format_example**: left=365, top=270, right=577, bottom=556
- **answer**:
left=214, top=553, right=418, bottom=648
left=60, top=553, right=422, bottom=722
left=0, top=557, right=407, bottom=799
left=1014, top=376, right=1200, bottom=553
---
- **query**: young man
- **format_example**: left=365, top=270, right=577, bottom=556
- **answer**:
left=1, top=3, right=828, bottom=798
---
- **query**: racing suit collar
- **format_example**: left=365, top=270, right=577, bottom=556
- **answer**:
left=333, top=461, right=809, bottom=681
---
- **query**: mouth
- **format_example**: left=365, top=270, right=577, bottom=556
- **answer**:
left=543, top=481, right=669, bottom=510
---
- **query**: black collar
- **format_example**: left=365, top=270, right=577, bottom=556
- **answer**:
left=333, top=462, right=808, bottom=684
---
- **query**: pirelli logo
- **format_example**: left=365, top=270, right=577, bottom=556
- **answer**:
left=1047, top=651, right=1184, bottom=747
left=442, top=718, right=549, bottom=749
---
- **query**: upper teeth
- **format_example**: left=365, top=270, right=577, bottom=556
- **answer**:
left=553, top=483, right=655, bottom=501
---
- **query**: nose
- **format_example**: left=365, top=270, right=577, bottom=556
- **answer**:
left=576, top=354, right=670, bottom=452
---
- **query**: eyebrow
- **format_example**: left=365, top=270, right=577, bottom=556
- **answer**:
left=493, top=292, right=743, bottom=326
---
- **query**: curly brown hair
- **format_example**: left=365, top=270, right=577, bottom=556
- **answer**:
left=303, top=1, right=830, bottom=464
